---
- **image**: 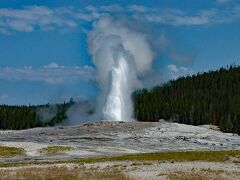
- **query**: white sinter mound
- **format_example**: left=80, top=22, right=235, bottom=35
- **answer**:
left=0, top=120, right=240, bottom=162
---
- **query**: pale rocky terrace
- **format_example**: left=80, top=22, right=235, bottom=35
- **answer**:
left=0, top=120, right=240, bottom=162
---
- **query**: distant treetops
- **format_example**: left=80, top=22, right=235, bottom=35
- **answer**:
left=133, top=65, right=240, bottom=135
left=0, top=101, right=72, bottom=130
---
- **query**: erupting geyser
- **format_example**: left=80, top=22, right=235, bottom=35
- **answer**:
left=88, top=17, right=154, bottom=121
left=102, top=50, right=132, bottom=121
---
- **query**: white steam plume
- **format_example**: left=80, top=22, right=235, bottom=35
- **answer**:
left=88, top=17, right=154, bottom=121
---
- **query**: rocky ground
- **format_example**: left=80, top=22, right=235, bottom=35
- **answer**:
left=0, top=120, right=240, bottom=179
left=0, top=120, right=240, bottom=162
left=0, top=158, right=240, bottom=179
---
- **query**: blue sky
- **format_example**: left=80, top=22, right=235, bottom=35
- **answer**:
left=0, top=0, right=240, bottom=104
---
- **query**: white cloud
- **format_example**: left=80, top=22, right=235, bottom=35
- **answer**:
left=74, top=12, right=101, bottom=22
left=140, top=9, right=212, bottom=26
left=0, top=64, right=95, bottom=84
left=128, top=5, right=147, bottom=12
left=167, top=64, right=191, bottom=79
left=0, top=6, right=78, bottom=34
left=100, top=4, right=123, bottom=12
left=23, top=66, right=33, bottom=69
left=132, top=5, right=240, bottom=26
left=85, top=5, right=97, bottom=12
left=168, top=64, right=179, bottom=73
left=128, top=5, right=155, bottom=13
left=180, top=66, right=188, bottom=71
left=43, top=62, right=64, bottom=69
left=7, top=20, right=34, bottom=32
left=0, top=4, right=240, bottom=35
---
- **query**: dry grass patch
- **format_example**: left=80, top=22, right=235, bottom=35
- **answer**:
left=168, top=169, right=240, bottom=180
left=0, top=146, right=25, bottom=158
left=0, top=150, right=240, bottom=168
left=102, top=150, right=240, bottom=162
left=0, top=166, right=131, bottom=180
left=39, top=146, right=74, bottom=156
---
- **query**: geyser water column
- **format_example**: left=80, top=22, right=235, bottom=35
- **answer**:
left=103, top=49, right=133, bottom=121
left=88, top=17, right=154, bottom=121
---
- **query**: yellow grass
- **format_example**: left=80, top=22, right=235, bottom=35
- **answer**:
left=168, top=169, right=240, bottom=180
left=0, top=150, right=239, bottom=167
left=0, top=146, right=25, bottom=158
left=0, top=166, right=131, bottom=180
left=39, top=146, right=74, bottom=155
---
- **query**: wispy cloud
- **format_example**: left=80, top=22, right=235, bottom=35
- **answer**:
left=142, top=64, right=192, bottom=88
left=43, top=62, right=64, bottom=69
left=167, top=64, right=192, bottom=79
left=0, top=63, right=96, bottom=84
left=128, top=5, right=156, bottom=13
left=79, top=3, right=240, bottom=26
left=73, top=11, right=102, bottom=22
left=99, top=4, right=123, bottom=12
left=136, top=6, right=240, bottom=26
left=0, top=6, right=77, bottom=34
left=0, top=3, right=240, bottom=35
left=168, top=64, right=179, bottom=73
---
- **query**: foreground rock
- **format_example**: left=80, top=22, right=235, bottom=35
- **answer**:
left=0, top=120, right=240, bottom=162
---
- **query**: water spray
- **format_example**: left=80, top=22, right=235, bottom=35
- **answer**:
left=88, top=17, right=154, bottom=121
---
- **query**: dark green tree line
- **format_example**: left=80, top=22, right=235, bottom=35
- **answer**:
left=0, top=100, right=73, bottom=130
left=133, top=65, right=240, bottom=135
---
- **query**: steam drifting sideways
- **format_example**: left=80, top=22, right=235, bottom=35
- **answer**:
left=88, top=17, right=154, bottom=121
